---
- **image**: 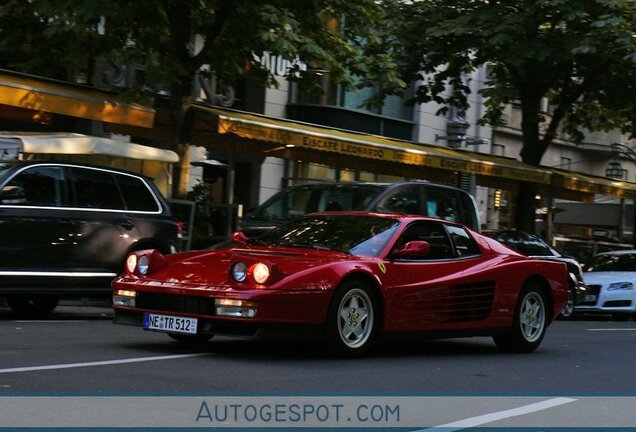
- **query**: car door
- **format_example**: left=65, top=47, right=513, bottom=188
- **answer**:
left=383, top=221, right=492, bottom=331
left=0, top=164, right=77, bottom=271
left=66, top=166, right=137, bottom=273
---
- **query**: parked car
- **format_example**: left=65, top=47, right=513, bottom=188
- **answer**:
left=0, top=161, right=180, bottom=316
left=577, top=249, right=636, bottom=320
left=113, top=212, right=568, bottom=356
left=238, top=181, right=480, bottom=237
left=483, top=230, right=588, bottom=318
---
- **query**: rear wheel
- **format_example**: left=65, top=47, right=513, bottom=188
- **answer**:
left=494, top=284, right=547, bottom=353
left=326, top=280, right=379, bottom=357
left=6, top=295, right=59, bottom=317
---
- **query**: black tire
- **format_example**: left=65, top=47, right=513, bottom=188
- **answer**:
left=325, top=279, right=380, bottom=357
left=558, top=291, right=575, bottom=320
left=493, top=284, right=548, bottom=353
left=167, top=333, right=214, bottom=344
left=6, top=295, right=59, bottom=317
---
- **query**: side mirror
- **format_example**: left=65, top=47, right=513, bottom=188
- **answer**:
left=0, top=185, right=25, bottom=204
left=393, top=240, right=430, bottom=258
left=231, top=230, right=249, bottom=245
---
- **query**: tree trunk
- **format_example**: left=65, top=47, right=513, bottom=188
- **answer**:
left=514, top=88, right=546, bottom=234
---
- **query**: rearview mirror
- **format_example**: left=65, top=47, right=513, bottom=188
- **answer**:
left=0, top=185, right=25, bottom=204
left=393, top=240, right=430, bottom=258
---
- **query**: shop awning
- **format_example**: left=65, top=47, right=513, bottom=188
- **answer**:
left=0, top=132, right=178, bottom=163
left=0, top=70, right=155, bottom=128
left=195, top=105, right=636, bottom=200
left=551, top=168, right=636, bottom=200
left=198, top=106, right=552, bottom=184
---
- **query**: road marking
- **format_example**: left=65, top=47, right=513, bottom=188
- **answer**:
left=587, top=328, right=636, bottom=331
left=414, top=397, right=577, bottom=432
left=0, top=353, right=209, bottom=374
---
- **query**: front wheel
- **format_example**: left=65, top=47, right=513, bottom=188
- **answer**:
left=494, top=284, right=548, bottom=353
left=326, top=280, right=379, bottom=357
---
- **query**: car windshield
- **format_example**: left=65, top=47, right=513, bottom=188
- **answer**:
left=252, top=215, right=400, bottom=257
left=587, top=253, right=636, bottom=272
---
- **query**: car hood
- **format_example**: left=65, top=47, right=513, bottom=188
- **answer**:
left=147, top=246, right=356, bottom=287
left=583, top=271, right=636, bottom=285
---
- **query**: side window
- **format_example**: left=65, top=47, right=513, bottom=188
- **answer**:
left=70, top=167, right=125, bottom=210
left=377, top=185, right=422, bottom=214
left=446, top=225, right=481, bottom=258
left=115, top=174, right=160, bottom=212
left=257, top=188, right=312, bottom=221
left=425, top=187, right=460, bottom=223
left=394, top=221, right=454, bottom=260
left=1, top=166, right=68, bottom=207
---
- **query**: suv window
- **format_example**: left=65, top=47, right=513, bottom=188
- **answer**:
left=425, top=187, right=460, bottom=223
left=377, top=185, right=422, bottom=214
left=115, top=174, right=160, bottom=212
left=70, top=167, right=125, bottom=210
left=257, top=187, right=312, bottom=221
left=1, top=165, right=69, bottom=207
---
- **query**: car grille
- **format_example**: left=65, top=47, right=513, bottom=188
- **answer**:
left=136, top=292, right=216, bottom=316
left=603, top=300, right=632, bottom=308
left=408, top=280, right=495, bottom=323
left=578, top=284, right=601, bottom=306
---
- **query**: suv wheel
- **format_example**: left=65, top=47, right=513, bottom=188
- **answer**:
left=6, top=295, right=59, bottom=317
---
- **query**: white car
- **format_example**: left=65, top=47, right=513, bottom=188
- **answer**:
left=578, top=250, right=636, bottom=320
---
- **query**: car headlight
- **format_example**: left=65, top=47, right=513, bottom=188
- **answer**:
left=126, top=254, right=138, bottom=273
left=250, top=262, right=270, bottom=284
left=607, top=282, right=634, bottom=291
left=138, top=255, right=150, bottom=275
left=232, top=261, right=247, bottom=282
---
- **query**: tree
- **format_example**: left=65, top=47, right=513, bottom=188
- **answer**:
left=387, top=0, right=636, bottom=232
left=0, top=0, right=404, bottom=197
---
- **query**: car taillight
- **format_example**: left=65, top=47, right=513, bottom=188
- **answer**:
left=175, top=221, right=184, bottom=239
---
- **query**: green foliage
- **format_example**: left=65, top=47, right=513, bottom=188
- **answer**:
left=387, top=0, right=636, bottom=147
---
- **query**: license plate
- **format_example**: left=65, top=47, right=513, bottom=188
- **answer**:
left=584, top=294, right=597, bottom=302
left=143, top=313, right=198, bottom=334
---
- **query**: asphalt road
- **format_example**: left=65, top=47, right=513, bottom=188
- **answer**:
left=2, top=305, right=636, bottom=429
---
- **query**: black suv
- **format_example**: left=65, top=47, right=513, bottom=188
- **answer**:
left=0, top=162, right=179, bottom=315
left=239, top=181, right=481, bottom=237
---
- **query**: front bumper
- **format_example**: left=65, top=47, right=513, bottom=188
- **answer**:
left=113, top=309, right=324, bottom=339
left=574, top=286, right=636, bottom=313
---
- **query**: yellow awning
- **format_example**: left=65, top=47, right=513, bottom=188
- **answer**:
left=200, top=106, right=552, bottom=185
left=551, top=169, right=636, bottom=200
left=195, top=105, right=636, bottom=200
left=0, top=71, right=154, bottom=128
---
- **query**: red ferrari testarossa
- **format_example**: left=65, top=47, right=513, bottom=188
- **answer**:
left=113, top=212, right=568, bottom=356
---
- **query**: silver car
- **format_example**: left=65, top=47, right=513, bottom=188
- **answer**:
left=578, top=250, right=636, bottom=321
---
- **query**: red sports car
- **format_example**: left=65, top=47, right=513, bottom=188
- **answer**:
left=113, top=212, right=568, bottom=356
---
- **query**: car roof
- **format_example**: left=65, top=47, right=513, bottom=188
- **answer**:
left=0, top=160, right=153, bottom=180
left=278, top=180, right=465, bottom=191
left=306, top=210, right=470, bottom=226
